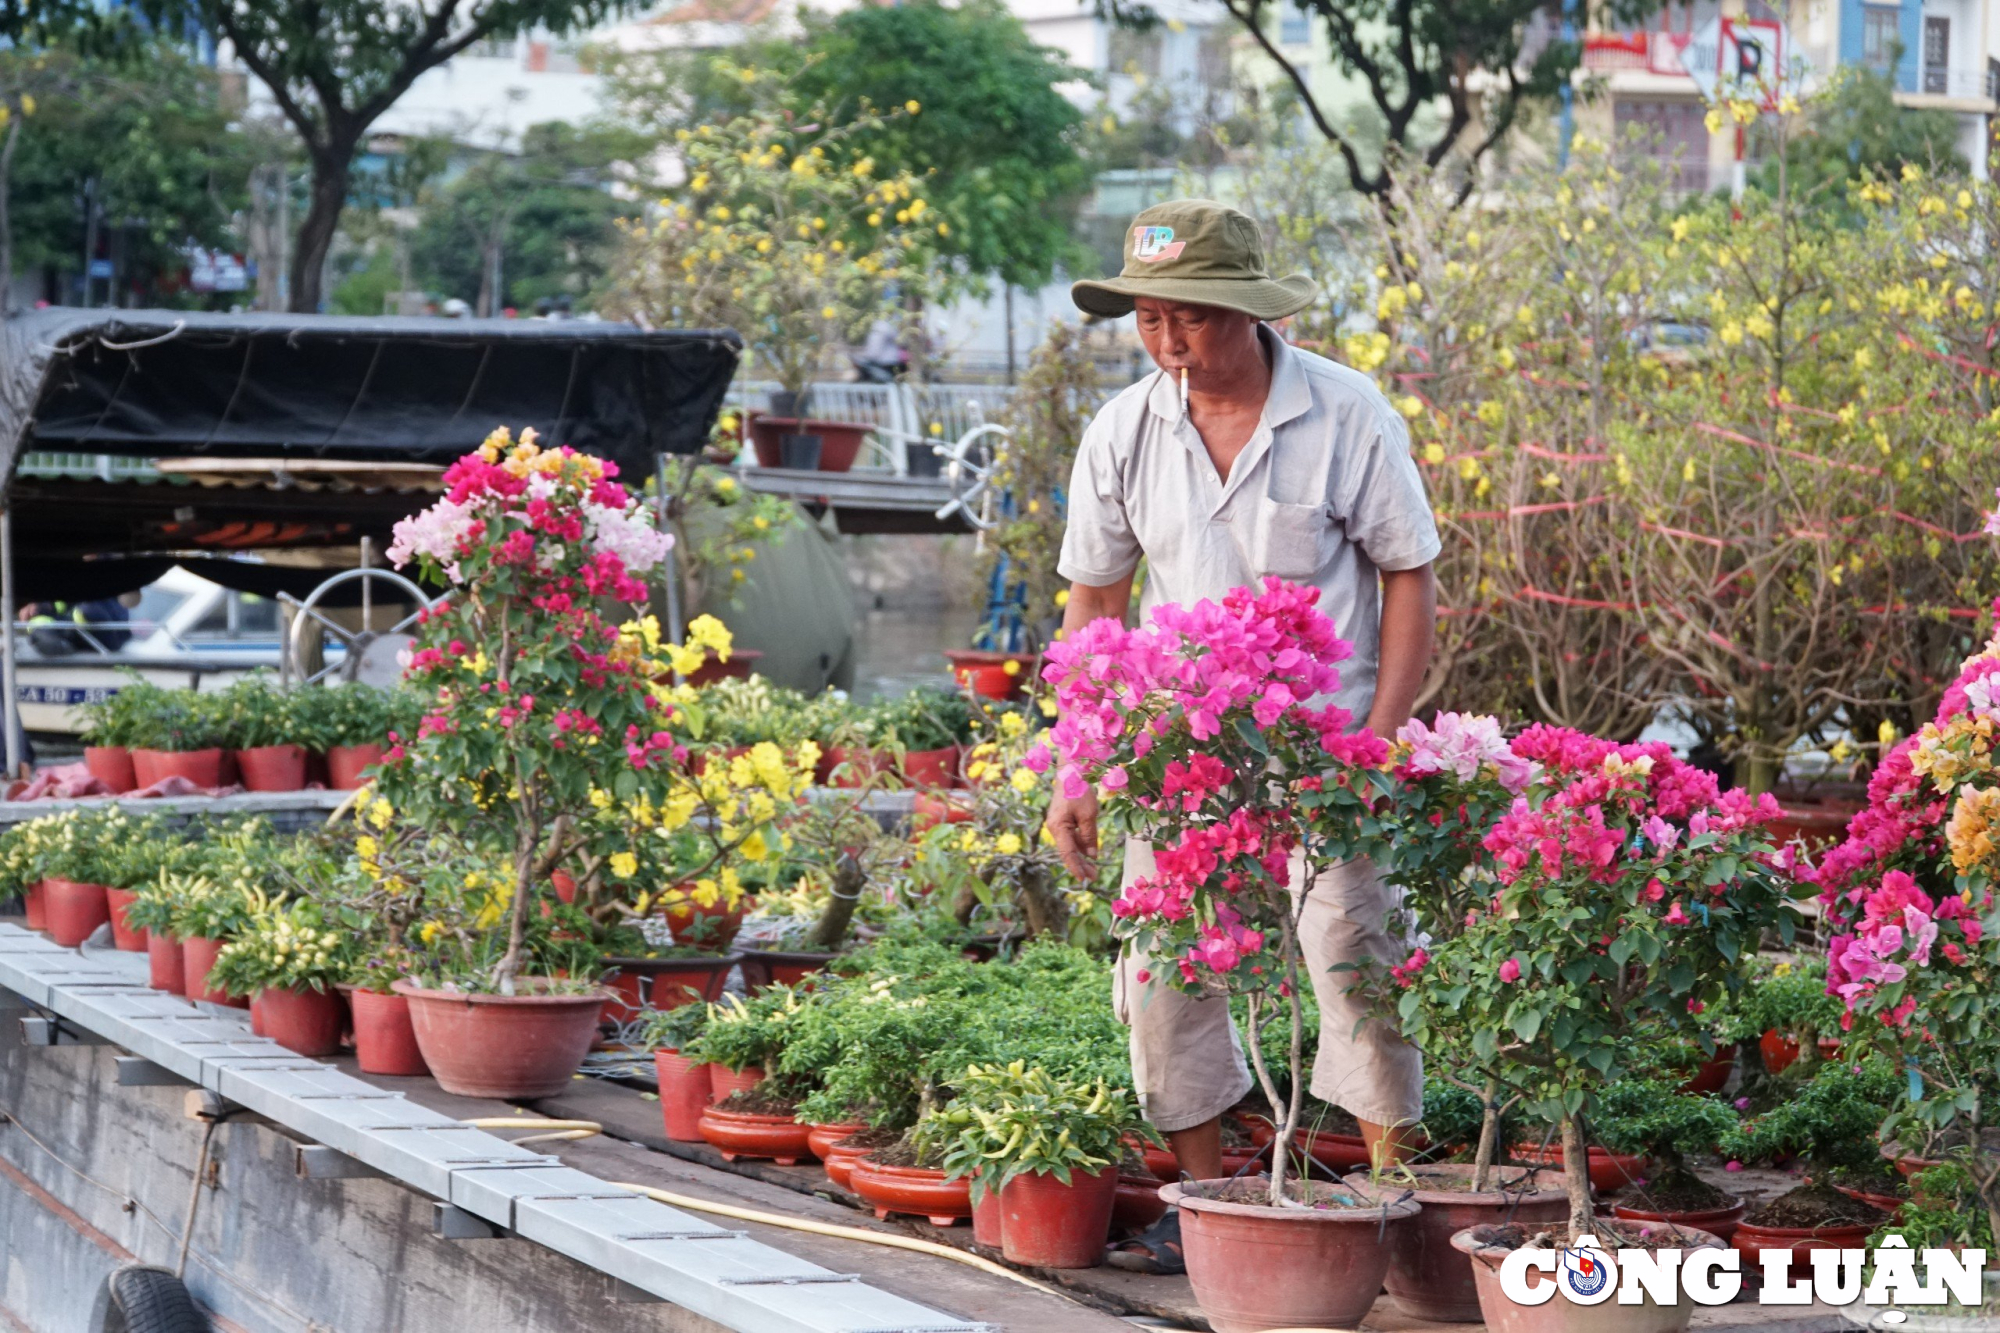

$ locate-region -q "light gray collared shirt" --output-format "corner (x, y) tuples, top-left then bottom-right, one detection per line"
(1056, 326), (1441, 723)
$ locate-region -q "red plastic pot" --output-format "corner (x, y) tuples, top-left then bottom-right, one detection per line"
(1454, 1222), (1722, 1333)
(1679, 1044), (1738, 1096)
(1359, 1164), (1571, 1323)
(1833, 1183), (1905, 1216)
(900, 746), (959, 788)
(972, 1182), (1004, 1247)
(182, 936), (247, 1008)
(663, 897), (746, 951)
(1000, 1166), (1119, 1268)
(104, 888), (146, 952)
(1732, 1218), (1876, 1283)
(848, 1160), (972, 1225)
(131, 748), (225, 789)
(655, 1049), (715, 1142)
(806, 1121), (866, 1161)
(1140, 1141), (1265, 1181)
(698, 1105), (814, 1164)
(1760, 1029), (1840, 1074)
(1113, 1174), (1169, 1235)
(351, 988), (428, 1076)
(911, 792), (975, 830)
(747, 415), (869, 472)
(393, 980), (608, 1099)
(944, 649), (1038, 701)
(737, 949), (834, 994)
(250, 993), (266, 1036)
(326, 742), (386, 790)
(607, 954), (736, 1012)
(822, 746), (889, 787)
(1512, 1141), (1649, 1193)
(43, 878), (111, 948)
(1613, 1196), (1747, 1244)
(1165, 1178), (1418, 1333)
(22, 879), (45, 931)
(147, 932), (185, 995)
(84, 746), (137, 794)
(710, 1064), (766, 1100)
(260, 984), (345, 1056)
(236, 744), (308, 792)
(821, 1137), (872, 1190)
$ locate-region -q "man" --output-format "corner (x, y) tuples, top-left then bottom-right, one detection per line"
(1044, 200), (1439, 1271)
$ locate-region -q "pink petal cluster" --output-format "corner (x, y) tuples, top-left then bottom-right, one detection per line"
(1398, 711), (1536, 791)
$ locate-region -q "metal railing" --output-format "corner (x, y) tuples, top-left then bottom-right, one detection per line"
(16, 452), (160, 481)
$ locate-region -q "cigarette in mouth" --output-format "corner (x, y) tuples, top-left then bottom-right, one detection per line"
(1180, 367), (1189, 413)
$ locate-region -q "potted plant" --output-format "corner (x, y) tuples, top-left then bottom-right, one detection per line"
(1034, 578), (1422, 1333)
(123, 863), (192, 994)
(1738, 957), (1844, 1076)
(94, 814), (178, 953)
(77, 685), (141, 793)
(689, 987), (817, 1164)
(1392, 723), (1801, 1332)
(33, 808), (127, 948)
(223, 677), (309, 792)
(640, 1002), (714, 1142)
(1595, 1079), (1745, 1239)
(346, 952), (429, 1077)
(170, 870), (266, 1009)
(125, 684), (230, 788)
(920, 1061), (1151, 1269)
(297, 684), (400, 789)
(208, 902), (349, 1056)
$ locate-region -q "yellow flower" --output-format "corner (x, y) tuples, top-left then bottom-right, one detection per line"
(1002, 660), (1021, 676)
(610, 851), (639, 878)
(905, 100), (921, 114)
(1010, 767), (1038, 794)
(995, 832), (1023, 856)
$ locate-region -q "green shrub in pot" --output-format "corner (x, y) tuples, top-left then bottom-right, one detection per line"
(914, 1061), (1153, 1203)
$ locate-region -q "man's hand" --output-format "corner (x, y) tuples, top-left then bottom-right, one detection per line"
(1045, 788), (1101, 880)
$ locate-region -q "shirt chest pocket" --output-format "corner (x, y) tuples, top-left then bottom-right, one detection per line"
(1251, 499), (1332, 581)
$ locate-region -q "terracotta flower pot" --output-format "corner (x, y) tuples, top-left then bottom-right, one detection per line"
(656, 1049), (716, 1142)
(663, 896), (746, 951)
(848, 1159), (973, 1225)
(806, 1121), (867, 1161)
(236, 744), (308, 792)
(250, 993), (266, 1036)
(1760, 1028), (1839, 1075)
(698, 1105), (814, 1164)
(43, 878), (111, 948)
(1246, 1117), (1429, 1173)
(1357, 1164), (1572, 1323)
(1678, 1044), (1737, 1096)
(351, 988), (428, 1076)
(944, 649), (1038, 701)
(260, 984), (345, 1057)
(1832, 1183), (1905, 1217)
(710, 1064), (766, 1101)
(1767, 798), (1861, 851)
(1000, 1166), (1119, 1268)
(821, 1137), (873, 1190)
(972, 1181), (1005, 1247)
(22, 879), (45, 931)
(910, 793), (976, 830)
(1613, 1197), (1747, 1244)
(1731, 1219), (1876, 1284)
(104, 888), (146, 952)
(737, 948), (835, 994)
(132, 748), (225, 789)
(747, 415), (869, 472)
(84, 746), (137, 794)
(182, 936), (247, 1009)
(147, 932), (185, 995)
(605, 954), (737, 1012)
(822, 746), (889, 788)
(1113, 1173), (1169, 1235)
(681, 649), (763, 687)
(1140, 1140), (1264, 1182)
(600, 970), (647, 1027)
(392, 980), (609, 1099)
(326, 742), (386, 790)
(900, 746), (960, 788)
(1453, 1222), (1723, 1333)
(1513, 1142), (1649, 1193)
(1165, 1178), (1418, 1333)
(1894, 1154), (1944, 1179)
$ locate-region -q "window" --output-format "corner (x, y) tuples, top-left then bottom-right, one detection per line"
(1922, 15), (1948, 94)
(1987, 56), (1999, 103)
(1861, 6), (1899, 73)
(1107, 26), (1163, 79)
(1279, 7), (1310, 45)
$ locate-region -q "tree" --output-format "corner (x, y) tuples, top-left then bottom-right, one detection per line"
(1752, 63), (1966, 199)
(189, 0), (634, 312)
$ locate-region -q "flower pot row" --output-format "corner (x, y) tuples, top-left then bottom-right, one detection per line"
(818, 744), (963, 789)
(82, 741), (388, 794)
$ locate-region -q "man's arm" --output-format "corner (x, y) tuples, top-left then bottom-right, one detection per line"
(1043, 573), (1135, 879)
(1365, 564), (1435, 737)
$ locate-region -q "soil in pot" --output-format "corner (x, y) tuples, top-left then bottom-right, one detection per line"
(84, 746), (136, 794)
(43, 878), (111, 948)
(1166, 1176), (1418, 1333)
(104, 887), (146, 952)
(183, 936), (248, 1009)
(1360, 1163), (1572, 1323)
(1454, 1219), (1723, 1333)
(261, 985), (345, 1057)
(1733, 1184), (1888, 1283)
(237, 744), (308, 792)
(352, 988), (428, 1076)
(655, 1049), (715, 1142)
(999, 1166), (1119, 1268)
(1612, 1167), (1747, 1243)
(698, 1090), (812, 1164)
(823, 1126), (899, 1191)
(146, 933), (184, 994)
(393, 980), (608, 1099)
(326, 743), (386, 790)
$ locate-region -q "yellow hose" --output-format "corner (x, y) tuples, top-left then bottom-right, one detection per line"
(461, 1117), (1064, 1296)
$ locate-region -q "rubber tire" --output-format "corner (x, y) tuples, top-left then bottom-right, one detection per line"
(92, 1265), (208, 1333)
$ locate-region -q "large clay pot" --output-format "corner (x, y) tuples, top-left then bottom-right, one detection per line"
(147, 932), (185, 995)
(43, 878), (111, 948)
(944, 649), (1038, 701)
(236, 744), (308, 792)
(1358, 1164), (1572, 1323)
(326, 742), (386, 790)
(910, 793), (975, 831)
(84, 746), (137, 794)
(662, 897), (746, 951)
(351, 988), (427, 1076)
(747, 415), (870, 472)
(900, 746), (960, 788)
(22, 880), (45, 931)
(656, 1050), (715, 1142)
(806, 1121), (867, 1161)
(605, 954), (736, 1013)
(1731, 1218), (1877, 1283)
(260, 985), (345, 1057)
(1164, 1178), (1418, 1333)
(999, 1166), (1119, 1268)
(182, 935), (247, 1009)
(737, 948), (836, 994)
(250, 993), (267, 1036)
(710, 1064), (766, 1101)
(104, 888), (146, 952)
(822, 746), (889, 788)
(698, 1105), (814, 1165)
(1453, 1222), (1723, 1333)
(1767, 798), (1861, 851)
(1513, 1142), (1650, 1193)
(1613, 1196), (1747, 1244)
(848, 1160), (973, 1225)
(1140, 1141), (1264, 1182)
(972, 1182), (1005, 1248)
(1113, 1173), (1169, 1235)
(132, 748), (225, 789)
(392, 980), (608, 1099)
(1677, 1044), (1737, 1096)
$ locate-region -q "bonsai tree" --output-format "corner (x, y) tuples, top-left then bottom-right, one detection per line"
(1396, 726), (1801, 1235)
(1589, 1077), (1738, 1211)
(1033, 576), (1396, 1206)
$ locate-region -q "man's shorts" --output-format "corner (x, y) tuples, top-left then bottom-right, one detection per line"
(1111, 837), (1424, 1133)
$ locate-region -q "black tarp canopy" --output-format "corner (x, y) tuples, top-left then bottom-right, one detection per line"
(0, 309), (742, 488)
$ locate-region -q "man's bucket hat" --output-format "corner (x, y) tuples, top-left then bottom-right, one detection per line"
(1071, 198), (1320, 321)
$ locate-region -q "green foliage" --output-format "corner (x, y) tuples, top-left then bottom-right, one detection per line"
(1753, 64), (1967, 199)
(286, 684), (400, 750)
(207, 899), (350, 996)
(1875, 1162), (1996, 1257)
(854, 687), (975, 753)
(637, 1001), (710, 1054)
(686, 986), (813, 1083)
(1722, 1057), (1902, 1172)
(116, 681), (228, 752)
(914, 1061), (1153, 1201)
(1588, 1080), (1736, 1165)
(1737, 958), (1844, 1041)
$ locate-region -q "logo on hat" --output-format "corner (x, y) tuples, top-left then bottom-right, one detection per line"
(1132, 225), (1185, 263)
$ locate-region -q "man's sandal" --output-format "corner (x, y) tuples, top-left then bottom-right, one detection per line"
(1104, 1209), (1184, 1275)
